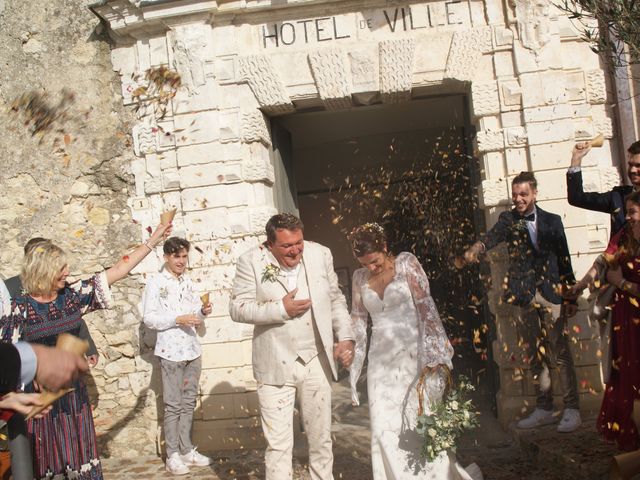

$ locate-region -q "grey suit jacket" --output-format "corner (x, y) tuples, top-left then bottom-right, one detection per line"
(229, 241), (354, 385)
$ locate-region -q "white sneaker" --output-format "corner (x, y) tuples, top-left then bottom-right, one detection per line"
(557, 408), (582, 433)
(180, 447), (212, 467)
(166, 452), (190, 475)
(516, 408), (557, 429)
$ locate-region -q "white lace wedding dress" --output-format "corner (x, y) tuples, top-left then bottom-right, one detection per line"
(349, 252), (482, 480)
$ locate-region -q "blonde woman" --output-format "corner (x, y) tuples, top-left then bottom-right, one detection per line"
(0, 223), (170, 480)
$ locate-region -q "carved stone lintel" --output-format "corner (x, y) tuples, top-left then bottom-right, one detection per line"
(238, 55), (294, 114)
(379, 39), (415, 104)
(241, 111), (271, 147)
(308, 49), (352, 110)
(445, 27), (493, 82)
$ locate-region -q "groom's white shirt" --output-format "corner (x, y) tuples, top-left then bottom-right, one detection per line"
(229, 240), (354, 386)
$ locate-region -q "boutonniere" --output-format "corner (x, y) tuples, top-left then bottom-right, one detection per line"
(159, 286), (169, 300)
(261, 263), (289, 293)
(513, 219), (528, 232)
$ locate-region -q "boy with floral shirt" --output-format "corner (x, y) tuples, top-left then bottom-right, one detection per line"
(142, 237), (213, 475)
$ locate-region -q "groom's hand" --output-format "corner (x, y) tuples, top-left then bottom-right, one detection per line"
(334, 340), (355, 368)
(282, 289), (312, 317)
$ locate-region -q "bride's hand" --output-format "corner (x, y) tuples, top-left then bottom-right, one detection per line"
(334, 340), (355, 368)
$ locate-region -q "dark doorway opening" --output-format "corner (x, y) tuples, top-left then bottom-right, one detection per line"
(270, 96), (495, 409)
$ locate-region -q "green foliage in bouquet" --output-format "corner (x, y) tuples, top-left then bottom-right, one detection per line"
(415, 376), (479, 462)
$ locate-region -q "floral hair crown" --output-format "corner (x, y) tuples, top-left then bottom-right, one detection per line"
(349, 222), (385, 239)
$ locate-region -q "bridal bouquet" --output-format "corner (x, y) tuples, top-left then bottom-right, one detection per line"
(415, 368), (479, 462)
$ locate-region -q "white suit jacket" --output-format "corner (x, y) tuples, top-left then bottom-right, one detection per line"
(229, 241), (354, 385)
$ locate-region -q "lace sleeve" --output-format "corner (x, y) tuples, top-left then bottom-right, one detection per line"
(401, 252), (453, 370)
(349, 268), (369, 406)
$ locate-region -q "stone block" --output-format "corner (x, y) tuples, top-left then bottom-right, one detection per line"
(565, 70), (586, 102)
(104, 357), (137, 377)
(499, 79), (522, 109)
(128, 371), (152, 396)
(480, 178), (509, 208)
(561, 40), (601, 71)
(501, 111), (523, 128)
(471, 81), (500, 117)
(504, 127), (527, 148)
(528, 169), (569, 201)
(242, 143), (274, 184)
(161, 168), (180, 190)
(181, 183), (249, 211)
(215, 54), (238, 84)
(182, 208), (234, 240)
(520, 71), (567, 108)
(493, 27), (514, 49)
(179, 162), (243, 188)
(477, 130), (504, 153)
(201, 341), (248, 369)
(535, 199), (587, 229)
(523, 104), (575, 124)
(526, 120), (574, 146)
(505, 148), (528, 175)
(202, 393), (235, 420)
(220, 108), (240, 143)
(348, 47), (378, 92)
(529, 141), (574, 170)
(149, 35), (169, 67)
(200, 316), (254, 344)
(586, 70), (607, 104)
(174, 111), (220, 146)
(512, 35), (563, 75)
(176, 142), (243, 167)
(188, 269), (235, 298)
(200, 365), (251, 394)
(483, 151), (506, 180)
(235, 391), (259, 418)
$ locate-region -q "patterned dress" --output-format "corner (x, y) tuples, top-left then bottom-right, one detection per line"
(597, 235), (640, 451)
(0, 272), (112, 480)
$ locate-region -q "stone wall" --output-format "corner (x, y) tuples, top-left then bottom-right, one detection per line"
(0, 0), (159, 457)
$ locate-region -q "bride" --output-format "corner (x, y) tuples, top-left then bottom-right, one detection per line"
(348, 223), (482, 480)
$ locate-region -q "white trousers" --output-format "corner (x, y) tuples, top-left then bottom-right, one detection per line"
(257, 354), (334, 480)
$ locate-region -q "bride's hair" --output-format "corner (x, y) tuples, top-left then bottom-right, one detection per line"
(349, 223), (387, 257)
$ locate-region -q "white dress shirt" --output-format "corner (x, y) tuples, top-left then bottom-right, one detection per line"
(265, 248), (301, 320)
(142, 268), (205, 362)
(525, 206), (538, 249)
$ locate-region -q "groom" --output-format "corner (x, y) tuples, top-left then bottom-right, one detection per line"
(230, 213), (355, 480)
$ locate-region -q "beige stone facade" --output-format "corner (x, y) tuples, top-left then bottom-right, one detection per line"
(2, 0), (638, 457)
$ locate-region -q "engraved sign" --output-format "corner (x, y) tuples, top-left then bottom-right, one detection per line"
(260, 1), (471, 49)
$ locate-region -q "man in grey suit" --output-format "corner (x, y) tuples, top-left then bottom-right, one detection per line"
(230, 213), (354, 480)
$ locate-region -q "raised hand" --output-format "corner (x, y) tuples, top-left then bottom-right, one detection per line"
(282, 288), (312, 318)
(571, 142), (591, 167)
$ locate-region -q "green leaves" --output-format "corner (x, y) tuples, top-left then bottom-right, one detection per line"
(416, 376), (479, 463)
